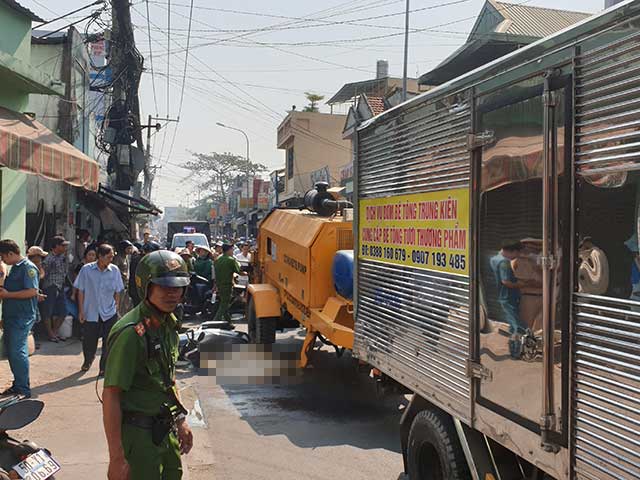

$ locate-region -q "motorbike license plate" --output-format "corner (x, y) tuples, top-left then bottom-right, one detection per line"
(12, 450), (60, 480)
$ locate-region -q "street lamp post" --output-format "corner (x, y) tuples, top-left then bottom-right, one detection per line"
(216, 122), (250, 238)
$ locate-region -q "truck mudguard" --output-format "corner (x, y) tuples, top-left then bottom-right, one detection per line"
(247, 284), (281, 319)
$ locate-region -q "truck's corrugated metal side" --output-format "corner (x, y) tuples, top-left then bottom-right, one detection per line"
(354, 94), (473, 421)
(572, 22), (640, 480)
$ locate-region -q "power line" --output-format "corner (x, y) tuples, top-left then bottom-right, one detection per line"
(146, 0), (471, 34)
(29, 0), (59, 16)
(157, 0), (172, 163)
(145, 0), (159, 115)
(154, 0), (534, 57)
(132, 10), (283, 121)
(164, 0), (194, 166)
(148, 3), (375, 74)
(35, 0), (104, 29)
(140, 4), (286, 122)
(140, 0), (421, 184)
(147, 71), (333, 94)
(149, 0), (402, 55)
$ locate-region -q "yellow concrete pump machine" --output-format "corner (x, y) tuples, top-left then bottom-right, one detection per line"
(247, 182), (355, 367)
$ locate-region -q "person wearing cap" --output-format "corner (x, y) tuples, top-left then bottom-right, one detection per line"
(113, 240), (134, 318)
(193, 246), (213, 283)
(27, 247), (48, 342)
(41, 235), (70, 342)
(213, 244), (241, 323)
(0, 240), (40, 398)
(26, 247), (47, 281)
(176, 248), (194, 273)
(74, 243), (124, 375)
(102, 250), (193, 480)
(184, 241), (195, 257)
(193, 246), (213, 305)
(212, 242), (223, 262)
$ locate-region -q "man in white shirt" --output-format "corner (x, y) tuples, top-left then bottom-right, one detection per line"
(234, 243), (252, 267)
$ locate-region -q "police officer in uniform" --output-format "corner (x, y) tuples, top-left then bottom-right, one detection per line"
(102, 250), (193, 480)
(213, 244), (241, 323)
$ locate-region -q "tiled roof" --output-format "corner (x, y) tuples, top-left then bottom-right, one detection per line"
(367, 96), (386, 116)
(1, 0), (44, 22)
(492, 1), (591, 39)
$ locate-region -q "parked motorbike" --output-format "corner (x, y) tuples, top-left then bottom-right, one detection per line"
(0, 397), (59, 480)
(181, 273), (214, 321)
(181, 267), (251, 324)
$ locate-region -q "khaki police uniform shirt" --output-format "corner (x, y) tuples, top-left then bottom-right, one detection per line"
(104, 301), (179, 416)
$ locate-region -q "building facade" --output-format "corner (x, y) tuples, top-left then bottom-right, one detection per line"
(0, 1), (100, 253)
(0, 1), (63, 248)
(28, 27), (99, 251)
(276, 110), (351, 205)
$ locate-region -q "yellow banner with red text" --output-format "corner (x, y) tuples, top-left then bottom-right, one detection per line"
(359, 188), (469, 275)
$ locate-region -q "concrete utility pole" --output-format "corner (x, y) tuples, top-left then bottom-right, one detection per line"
(110, 0), (141, 183)
(402, 0), (410, 102)
(217, 122), (251, 238)
(110, 0), (145, 237)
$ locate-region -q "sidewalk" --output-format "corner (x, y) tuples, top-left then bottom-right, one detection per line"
(0, 338), (211, 479)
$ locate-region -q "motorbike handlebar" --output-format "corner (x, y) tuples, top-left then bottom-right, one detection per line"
(191, 273), (210, 284)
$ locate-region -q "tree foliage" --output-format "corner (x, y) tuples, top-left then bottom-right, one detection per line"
(303, 92), (324, 112)
(182, 151), (267, 203)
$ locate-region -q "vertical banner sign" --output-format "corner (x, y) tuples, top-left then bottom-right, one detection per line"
(359, 188), (469, 275)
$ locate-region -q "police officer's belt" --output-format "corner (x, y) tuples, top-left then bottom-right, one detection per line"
(123, 410), (177, 446)
(122, 411), (163, 429)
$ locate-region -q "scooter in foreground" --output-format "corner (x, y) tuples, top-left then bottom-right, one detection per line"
(0, 397), (59, 480)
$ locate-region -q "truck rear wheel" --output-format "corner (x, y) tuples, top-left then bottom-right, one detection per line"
(255, 317), (276, 344)
(247, 297), (276, 344)
(407, 409), (470, 480)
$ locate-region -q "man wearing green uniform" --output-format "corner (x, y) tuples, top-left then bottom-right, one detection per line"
(213, 244), (240, 323)
(102, 250), (193, 480)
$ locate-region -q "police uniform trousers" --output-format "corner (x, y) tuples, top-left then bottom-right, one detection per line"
(122, 423), (182, 479)
(214, 284), (233, 322)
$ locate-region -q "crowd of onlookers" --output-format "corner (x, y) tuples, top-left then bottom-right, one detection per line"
(0, 230), (256, 398)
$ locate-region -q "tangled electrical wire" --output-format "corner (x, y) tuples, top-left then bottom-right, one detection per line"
(87, 0), (146, 158)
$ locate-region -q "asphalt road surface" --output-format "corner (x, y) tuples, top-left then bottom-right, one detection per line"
(178, 322), (406, 480)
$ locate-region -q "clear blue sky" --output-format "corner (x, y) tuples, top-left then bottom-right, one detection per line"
(27, 0), (604, 207)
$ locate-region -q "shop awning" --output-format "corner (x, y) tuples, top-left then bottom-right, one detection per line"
(0, 107), (99, 191)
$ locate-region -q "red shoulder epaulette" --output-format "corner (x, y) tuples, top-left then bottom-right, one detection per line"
(134, 322), (146, 336)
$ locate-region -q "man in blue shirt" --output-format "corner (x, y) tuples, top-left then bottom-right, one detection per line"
(74, 243), (124, 375)
(0, 240), (39, 398)
(490, 241), (529, 358)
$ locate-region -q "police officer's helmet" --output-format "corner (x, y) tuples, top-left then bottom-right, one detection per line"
(142, 241), (161, 254)
(135, 250), (190, 300)
(118, 240), (133, 252)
